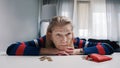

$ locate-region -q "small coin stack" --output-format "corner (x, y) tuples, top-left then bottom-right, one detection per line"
(39, 56), (53, 61)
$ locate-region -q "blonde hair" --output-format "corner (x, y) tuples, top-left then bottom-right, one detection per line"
(45, 16), (74, 48)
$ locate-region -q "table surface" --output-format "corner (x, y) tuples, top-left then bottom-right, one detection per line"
(0, 52), (120, 68)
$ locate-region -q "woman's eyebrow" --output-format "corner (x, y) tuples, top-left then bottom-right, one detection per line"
(54, 32), (71, 35)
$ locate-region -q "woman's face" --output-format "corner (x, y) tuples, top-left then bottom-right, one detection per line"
(51, 24), (73, 50)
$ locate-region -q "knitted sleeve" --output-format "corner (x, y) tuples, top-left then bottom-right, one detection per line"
(6, 36), (46, 56)
(73, 37), (86, 48)
(83, 43), (114, 55)
(73, 37), (114, 55)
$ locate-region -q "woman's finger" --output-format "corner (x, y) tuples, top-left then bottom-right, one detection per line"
(57, 51), (69, 56)
(65, 47), (74, 54)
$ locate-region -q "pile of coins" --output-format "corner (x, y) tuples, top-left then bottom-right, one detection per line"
(39, 56), (53, 61)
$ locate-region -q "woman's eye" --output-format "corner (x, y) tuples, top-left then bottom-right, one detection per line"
(56, 34), (61, 36)
(67, 33), (71, 36)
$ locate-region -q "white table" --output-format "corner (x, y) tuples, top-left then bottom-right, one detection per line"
(0, 52), (120, 68)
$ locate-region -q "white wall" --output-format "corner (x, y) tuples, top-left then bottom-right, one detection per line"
(0, 0), (39, 52)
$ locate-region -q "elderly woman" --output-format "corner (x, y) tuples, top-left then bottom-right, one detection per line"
(6, 16), (114, 56)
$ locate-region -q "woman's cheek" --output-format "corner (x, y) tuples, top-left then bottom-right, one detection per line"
(67, 37), (72, 43)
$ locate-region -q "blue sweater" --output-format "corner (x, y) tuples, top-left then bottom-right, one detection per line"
(6, 36), (114, 56)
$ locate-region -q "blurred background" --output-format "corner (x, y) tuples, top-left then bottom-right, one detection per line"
(0, 0), (120, 52)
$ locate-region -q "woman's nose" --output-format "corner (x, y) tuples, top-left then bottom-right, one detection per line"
(61, 36), (67, 42)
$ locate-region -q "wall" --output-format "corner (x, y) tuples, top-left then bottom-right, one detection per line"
(0, 0), (39, 52)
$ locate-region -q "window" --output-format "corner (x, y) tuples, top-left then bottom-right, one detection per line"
(76, 0), (107, 39)
(77, 1), (90, 39)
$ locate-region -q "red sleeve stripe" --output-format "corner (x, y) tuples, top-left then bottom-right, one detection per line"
(40, 38), (44, 43)
(15, 42), (26, 55)
(79, 40), (83, 48)
(39, 37), (44, 47)
(96, 43), (105, 55)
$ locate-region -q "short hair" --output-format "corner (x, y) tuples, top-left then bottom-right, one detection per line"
(47, 16), (73, 33)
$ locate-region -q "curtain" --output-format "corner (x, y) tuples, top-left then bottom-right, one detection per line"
(74, 0), (108, 39)
(106, 0), (120, 44)
(73, 0), (120, 43)
(56, 0), (74, 20)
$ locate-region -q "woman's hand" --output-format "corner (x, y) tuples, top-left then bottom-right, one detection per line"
(57, 51), (69, 56)
(65, 47), (83, 55)
(57, 47), (74, 56)
(40, 48), (83, 55)
(40, 48), (70, 55)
